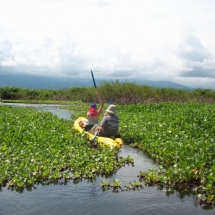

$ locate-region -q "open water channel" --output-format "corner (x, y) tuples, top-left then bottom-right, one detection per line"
(0, 103), (214, 215)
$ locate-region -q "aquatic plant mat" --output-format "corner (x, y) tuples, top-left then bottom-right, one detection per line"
(0, 106), (133, 187)
(1, 102), (215, 206)
(119, 102), (215, 206)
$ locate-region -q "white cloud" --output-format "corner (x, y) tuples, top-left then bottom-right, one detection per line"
(0, 0), (215, 89)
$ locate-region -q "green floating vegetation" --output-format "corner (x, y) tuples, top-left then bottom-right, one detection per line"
(118, 102), (215, 205)
(2, 102), (215, 206)
(101, 179), (143, 192)
(0, 105), (133, 190)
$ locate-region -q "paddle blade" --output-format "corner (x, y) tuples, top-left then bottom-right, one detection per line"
(91, 70), (97, 88)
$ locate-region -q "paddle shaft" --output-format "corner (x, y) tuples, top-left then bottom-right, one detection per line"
(93, 130), (98, 141)
(91, 70), (97, 88)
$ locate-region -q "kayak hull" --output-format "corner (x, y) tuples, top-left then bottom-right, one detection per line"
(74, 117), (123, 148)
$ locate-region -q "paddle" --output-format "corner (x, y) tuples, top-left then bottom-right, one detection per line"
(91, 70), (97, 88)
(93, 130), (98, 141)
(109, 99), (114, 104)
(90, 70), (98, 140)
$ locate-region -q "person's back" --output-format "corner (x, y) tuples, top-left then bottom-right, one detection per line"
(97, 113), (119, 137)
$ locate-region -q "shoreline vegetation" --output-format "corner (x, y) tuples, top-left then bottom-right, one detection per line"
(1, 81), (215, 206)
(1, 80), (215, 104)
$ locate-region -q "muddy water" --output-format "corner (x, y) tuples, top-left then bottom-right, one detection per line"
(0, 103), (214, 215)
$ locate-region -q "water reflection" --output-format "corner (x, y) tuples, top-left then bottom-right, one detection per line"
(0, 103), (214, 215)
(2, 102), (73, 119)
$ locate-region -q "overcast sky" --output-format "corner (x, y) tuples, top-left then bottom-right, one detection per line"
(0, 0), (215, 89)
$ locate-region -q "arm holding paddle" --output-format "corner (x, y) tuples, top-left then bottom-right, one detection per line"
(96, 91), (104, 116)
(79, 71), (104, 131)
(79, 91), (104, 131)
(90, 70), (103, 115)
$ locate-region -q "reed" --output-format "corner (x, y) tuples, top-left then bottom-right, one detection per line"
(1, 81), (215, 104)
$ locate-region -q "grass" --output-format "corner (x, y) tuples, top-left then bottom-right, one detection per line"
(1, 81), (215, 104)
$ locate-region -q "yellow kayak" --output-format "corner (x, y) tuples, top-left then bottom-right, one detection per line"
(74, 117), (123, 149)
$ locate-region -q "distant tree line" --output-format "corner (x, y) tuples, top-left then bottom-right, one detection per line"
(1, 81), (215, 104)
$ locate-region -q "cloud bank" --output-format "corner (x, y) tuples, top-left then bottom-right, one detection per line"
(0, 0), (215, 89)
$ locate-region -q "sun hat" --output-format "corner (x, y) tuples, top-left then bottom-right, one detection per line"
(105, 104), (117, 115)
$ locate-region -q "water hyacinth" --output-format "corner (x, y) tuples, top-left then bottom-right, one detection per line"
(0, 106), (133, 189)
(118, 102), (215, 205)
(2, 102), (215, 206)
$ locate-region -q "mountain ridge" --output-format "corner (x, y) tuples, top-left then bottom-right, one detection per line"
(0, 73), (193, 90)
